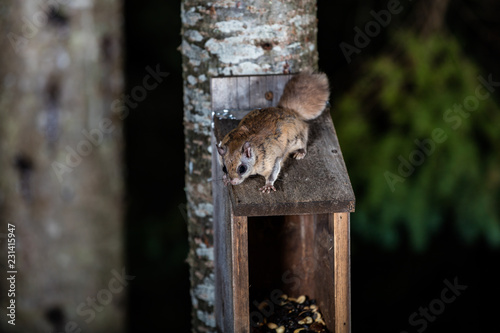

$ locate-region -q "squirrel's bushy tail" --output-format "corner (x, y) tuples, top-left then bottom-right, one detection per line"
(278, 71), (330, 121)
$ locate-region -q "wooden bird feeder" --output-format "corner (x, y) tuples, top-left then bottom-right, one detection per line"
(211, 74), (355, 333)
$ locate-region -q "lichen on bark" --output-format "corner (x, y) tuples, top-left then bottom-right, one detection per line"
(181, 0), (319, 331)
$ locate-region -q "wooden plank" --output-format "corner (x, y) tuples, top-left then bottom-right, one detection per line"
(211, 77), (231, 111)
(236, 76), (250, 110)
(313, 214), (335, 331)
(211, 74), (292, 112)
(232, 215), (249, 333)
(213, 130), (250, 332)
(274, 74), (288, 102)
(249, 76), (268, 109)
(212, 132), (235, 332)
(281, 215), (316, 297)
(333, 212), (351, 333)
(264, 75), (278, 105)
(213, 110), (355, 216)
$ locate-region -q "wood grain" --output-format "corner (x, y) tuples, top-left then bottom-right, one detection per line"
(333, 212), (351, 333)
(211, 75), (292, 112)
(212, 132), (235, 332)
(232, 215), (249, 333)
(213, 130), (250, 333)
(313, 214), (336, 330)
(281, 215), (316, 297)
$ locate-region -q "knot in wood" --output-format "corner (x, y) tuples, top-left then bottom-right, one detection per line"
(265, 91), (274, 101)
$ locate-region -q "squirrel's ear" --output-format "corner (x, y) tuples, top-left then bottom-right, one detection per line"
(217, 144), (227, 156)
(243, 142), (252, 158)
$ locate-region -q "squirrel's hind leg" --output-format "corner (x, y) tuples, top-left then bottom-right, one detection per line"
(291, 129), (309, 160)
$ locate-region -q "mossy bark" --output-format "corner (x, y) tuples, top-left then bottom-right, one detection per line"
(0, 1), (124, 332)
(180, 1), (319, 331)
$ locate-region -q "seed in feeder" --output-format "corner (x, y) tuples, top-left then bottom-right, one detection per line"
(251, 295), (330, 333)
(258, 300), (270, 310)
(316, 318), (326, 326)
(310, 322), (326, 332)
(267, 322), (278, 329)
(300, 316), (313, 324)
(296, 295), (306, 304)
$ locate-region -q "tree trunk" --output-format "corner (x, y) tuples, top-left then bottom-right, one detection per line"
(180, 1), (319, 331)
(0, 1), (124, 332)
(413, 0), (451, 36)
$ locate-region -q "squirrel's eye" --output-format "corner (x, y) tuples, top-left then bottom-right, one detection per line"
(237, 165), (247, 175)
(222, 166), (227, 174)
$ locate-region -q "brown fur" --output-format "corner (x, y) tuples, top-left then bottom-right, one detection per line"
(278, 70), (330, 120)
(218, 71), (330, 193)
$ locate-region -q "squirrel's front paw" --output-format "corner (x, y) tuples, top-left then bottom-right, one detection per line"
(259, 184), (276, 193)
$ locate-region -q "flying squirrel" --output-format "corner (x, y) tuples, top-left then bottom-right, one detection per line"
(217, 71), (330, 193)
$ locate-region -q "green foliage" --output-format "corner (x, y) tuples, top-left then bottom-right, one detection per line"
(333, 31), (500, 251)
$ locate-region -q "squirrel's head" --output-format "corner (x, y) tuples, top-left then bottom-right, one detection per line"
(217, 140), (255, 186)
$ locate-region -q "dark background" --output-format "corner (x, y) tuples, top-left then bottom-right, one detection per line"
(123, 1), (500, 332)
